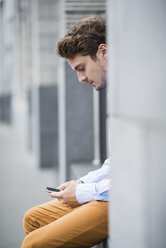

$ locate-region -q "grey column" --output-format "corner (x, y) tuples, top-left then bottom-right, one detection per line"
(107, 0), (166, 247)
(30, 0), (60, 167)
(0, 0), (13, 124)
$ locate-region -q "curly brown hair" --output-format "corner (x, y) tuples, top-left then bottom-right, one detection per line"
(56, 16), (106, 60)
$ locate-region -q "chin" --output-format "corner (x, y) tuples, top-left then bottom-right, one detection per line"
(95, 85), (106, 91)
(95, 87), (102, 91)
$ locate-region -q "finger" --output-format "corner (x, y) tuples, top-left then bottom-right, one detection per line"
(49, 192), (62, 199)
(58, 185), (66, 190)
(58, 183), (68, 190)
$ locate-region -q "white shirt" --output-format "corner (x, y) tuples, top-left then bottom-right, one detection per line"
(76, 158), (111, 204)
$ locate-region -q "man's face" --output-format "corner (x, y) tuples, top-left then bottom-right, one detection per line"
(67, 44), (107, 91)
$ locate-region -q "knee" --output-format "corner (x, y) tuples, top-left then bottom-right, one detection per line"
(23, 207), (40, 235)
(22, 231), (52, 248)
(21, 232), (37, 248)
(21, 234), (31, 248)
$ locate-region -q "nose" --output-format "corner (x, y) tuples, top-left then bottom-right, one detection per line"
(77, 72), (87, 83)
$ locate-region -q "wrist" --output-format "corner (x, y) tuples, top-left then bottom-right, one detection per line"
(76, 180), (84, 184)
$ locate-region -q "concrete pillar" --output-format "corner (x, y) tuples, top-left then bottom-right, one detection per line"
(0, 1), (3, 96)
(65, 62), (94, 176)
(30, 0), (60, 167)
(0, 0), (14, 124)
(12, 0), (31, 143)
(0, 0), (4, 121)
(107, 0), (166, 247)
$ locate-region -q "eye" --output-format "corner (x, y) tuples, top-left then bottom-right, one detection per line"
(78, 65), (85, 72)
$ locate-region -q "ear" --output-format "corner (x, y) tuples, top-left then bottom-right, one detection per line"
(97, 44), (107, 59)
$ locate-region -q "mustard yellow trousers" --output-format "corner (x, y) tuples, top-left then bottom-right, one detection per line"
(21, 199), (108, 248)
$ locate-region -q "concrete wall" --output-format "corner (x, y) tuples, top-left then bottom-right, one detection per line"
(107, 0), (166, 247)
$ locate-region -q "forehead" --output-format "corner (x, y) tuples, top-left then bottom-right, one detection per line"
(67, 54), (92, 70)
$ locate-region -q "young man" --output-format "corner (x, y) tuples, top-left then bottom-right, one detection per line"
(22, 16), (111, 248)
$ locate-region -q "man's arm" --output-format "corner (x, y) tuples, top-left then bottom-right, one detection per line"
(50, 158), (111, 207)
(76, 178), (111, 204)
(49, 178), (111, 207)
(79, 158), (110, 183)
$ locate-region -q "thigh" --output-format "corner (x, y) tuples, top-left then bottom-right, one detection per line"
(23, 199), (74, 233)
(22, 201), (108, 248)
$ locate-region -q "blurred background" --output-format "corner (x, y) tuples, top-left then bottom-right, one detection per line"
(1, 0), (166, 248)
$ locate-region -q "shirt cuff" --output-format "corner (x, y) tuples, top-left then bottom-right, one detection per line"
(76, 183), (97, 204)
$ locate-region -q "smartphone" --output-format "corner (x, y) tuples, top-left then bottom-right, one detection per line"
(46, 187), (60, 193)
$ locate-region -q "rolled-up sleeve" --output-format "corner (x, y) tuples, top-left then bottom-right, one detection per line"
(79, 158), (111, 183)
(76, 178), (111, 204)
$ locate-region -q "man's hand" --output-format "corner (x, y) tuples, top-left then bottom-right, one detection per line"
(49, 180), (82, 207)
